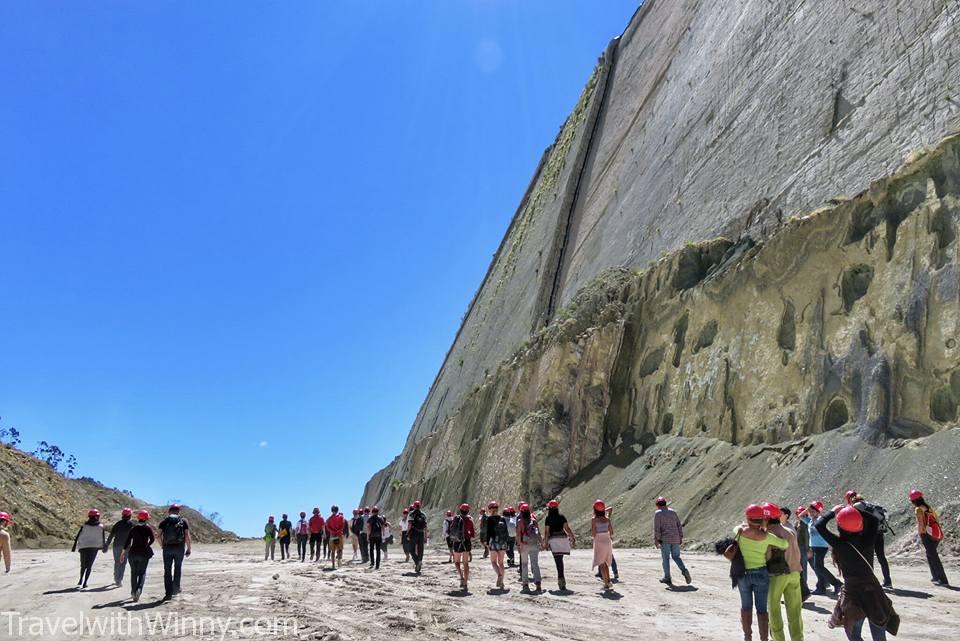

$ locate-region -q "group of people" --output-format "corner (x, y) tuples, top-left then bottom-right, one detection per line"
(719, 488), (951, 641)
(59, 504), (192, 602)
(258, 496), (690, 595)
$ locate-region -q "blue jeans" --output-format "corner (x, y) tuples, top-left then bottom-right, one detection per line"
(738, 569), (770, 614)
(660, 543), (687, 580)
(849, 618), (886, 641)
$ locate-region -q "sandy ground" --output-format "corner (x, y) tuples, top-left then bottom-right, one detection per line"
(1, 541), (957, 640)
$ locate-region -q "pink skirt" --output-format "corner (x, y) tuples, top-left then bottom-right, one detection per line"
(592, 531), (613, 570)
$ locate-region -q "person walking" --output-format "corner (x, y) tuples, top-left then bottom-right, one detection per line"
(765, 505), (804, 641)
(794, 506), (811, 599)
(104, 508), (136, 588)
(381, 517), (392, 560)
(277, 514), (292, 561)
(591, 500), (615, 590)
(308, 508), (325, 562)
(910, 489), (949, 586)
(503, 506), (518, 567)
(120, 510), (154, 602)
(543, 500), (575, 591)
(449, 503), (475, 592)
(805, 502), (842, 596)
(156, 504), (191, 600)
(399, 508), (411, 562)
(350, 509), (363, 562)
(516, 502), (543, 592)
(443, 510), (455, 563)
(654, 496), (691, 586)
(295, 512), (310, 562)
(359, 507), (371, 564)
(325, 505), (346, 569)
(485, 501), (508, 590)
(408, 500), (429, 574)
(847, 490), (894, 588)
(734, 504), (789, 641)
(263, 516), (278, 561)
(72, 509), (106, 589)
(366, 506), (384, 569)
(816, 505), (900, 640)
(0, 512), (11, 574)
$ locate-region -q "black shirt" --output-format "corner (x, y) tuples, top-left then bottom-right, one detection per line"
(157, 515), (190, 548)
(544, 511), (568, 537)
(815, 510), (879, 580)
(124, 524), (155, 556)
(278, 520), (292, 539)
(106, 517), (136, 549)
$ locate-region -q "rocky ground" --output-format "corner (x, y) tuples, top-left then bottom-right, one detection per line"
(1, 540), (957, 640)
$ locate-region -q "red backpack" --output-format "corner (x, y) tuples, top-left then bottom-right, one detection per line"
(926, 511), (944, 541)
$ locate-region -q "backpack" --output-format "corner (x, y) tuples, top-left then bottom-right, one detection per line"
(494, 517), (509, 544)
(411, 510), (427, 532)
(368, 515), (383, 538)
(524, 517), (541, 544)
(448, 516), (465, 543)
(926, 511), (944, 541)
(161, 516), (186, 546)
(297, 520), (309, 536)
(858, 501), (892, 534)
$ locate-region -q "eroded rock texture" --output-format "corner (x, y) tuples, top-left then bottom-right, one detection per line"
(364, 2), (960, 544)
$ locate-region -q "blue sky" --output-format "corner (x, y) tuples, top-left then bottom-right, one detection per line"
(0, 1), (640, 536)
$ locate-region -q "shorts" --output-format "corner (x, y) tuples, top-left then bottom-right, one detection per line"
(329, 537), (343, 553)
(446, 537), (453, 550)
(489, 540), (507, 552)
(452, 540), (472, 554)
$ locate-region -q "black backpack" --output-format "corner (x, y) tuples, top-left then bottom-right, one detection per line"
(161, 516), (186, 546)
(494, 517), (508, 544)
(411, 510), (427, 532)
(448, 516), (465, 543)
(858, 501), (893, 534)
(368, 515), (383, 538)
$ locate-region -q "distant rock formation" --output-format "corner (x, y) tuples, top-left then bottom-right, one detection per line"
(364, 2), (960, 547)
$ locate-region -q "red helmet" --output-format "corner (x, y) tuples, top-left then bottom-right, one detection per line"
(137, 510), (150, 521)
(372, 506), (380, 513)
(313, 507), (320, 514)
(413, 500), (422, 509)
(795, 506), (806, 517)
(268, 515), (275, 521)
(909, 489), (923, 501)
(352, 509), (360, 515)
(761, 502), (779, 519)
(744, 504), (765, 520)
(505, 506), (515, 514)
(547, 500), (559, 509)
(655, 496), (667, 506)
(169, 504), (181, 513)
(487, 500), (499, 510)
(363, 506), (371, 513)
(300, 511), (306, 517)
(402, 508), (409, 514)
(809, 501), (824, 512)
(459, 503), (470, 512)
(479, 507), (486, 513)
(593, 500), (606, 513)
(844, 490), (858, 502)
(88, 509), (101, 519)
(445, 510), (453, 516)
(837, 506), (864, 533)
(121, 507), (133, 517)
(0, 511), (10, 524)
(518, 502), (530, 511)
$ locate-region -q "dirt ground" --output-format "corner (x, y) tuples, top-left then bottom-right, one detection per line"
(1, 540), (957, 640)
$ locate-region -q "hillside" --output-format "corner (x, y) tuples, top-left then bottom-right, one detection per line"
(363, 1), (960, 547)
(0, 445), (238, 548)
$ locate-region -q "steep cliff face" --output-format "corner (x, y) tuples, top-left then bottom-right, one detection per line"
(364, 2), (960, 545)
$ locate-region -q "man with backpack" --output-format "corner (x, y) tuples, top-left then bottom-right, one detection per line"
(516, 502), (542, 592)
(104, 508), (136, 588)
(156, 504), (191, 600)
(365, 506), (385, 569)
(408, 500), (428, 574)
(359, 507), (371, 564)
(448, 503), (475, 592)
(847, 490), (894, 588)
(308, 508), (325, 562)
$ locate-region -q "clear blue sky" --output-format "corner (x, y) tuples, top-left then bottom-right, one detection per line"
(0, 1), (640, 536)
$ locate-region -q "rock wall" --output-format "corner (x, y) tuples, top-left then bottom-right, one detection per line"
(364, 2), (960, 542)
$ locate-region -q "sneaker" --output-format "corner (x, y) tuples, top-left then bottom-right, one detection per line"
(659, 577), (673, 585)
(497, 575), (504, 589)
(521, 583), (529, 592)
(535, 582), (541, 592)
(682, 569), (692, 584)
(132, 590), (140, 602)
(558, 578), (566, 591)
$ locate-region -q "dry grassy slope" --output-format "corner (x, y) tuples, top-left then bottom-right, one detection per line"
(0, 445), (238, 548)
